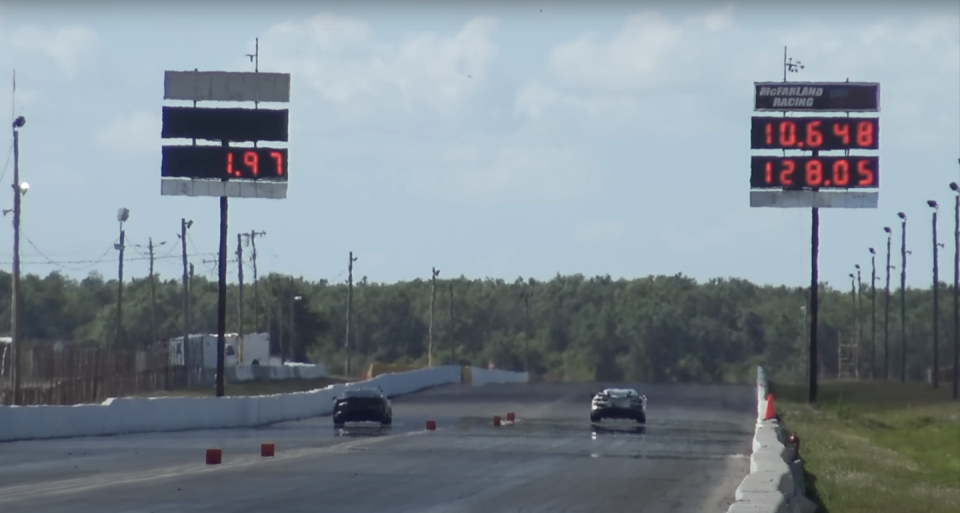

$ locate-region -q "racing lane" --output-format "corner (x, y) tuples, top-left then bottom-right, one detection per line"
(0, 382), (756, 513)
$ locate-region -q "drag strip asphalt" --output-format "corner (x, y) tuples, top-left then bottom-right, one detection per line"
(0, 382), (756, 513)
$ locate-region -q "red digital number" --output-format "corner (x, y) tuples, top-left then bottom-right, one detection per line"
(805, 160), (823, 186)
(779, 159), (795, 186)
(857, 121), (874, 147)
(243, 151), (259, 177)
(226, 152), (241, 177)
(765, 161), (772, 183)
(832, 122), (850, 146)
(779, 121), (796, 146)
(832, 159), (850, 186)
(805, 120), (823, 148)
(857, 159), (875, 186)
(269, 151), (283, 176)
(765, 123), (773, 145)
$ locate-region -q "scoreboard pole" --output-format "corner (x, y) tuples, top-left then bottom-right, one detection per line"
(810, 151), (820, 404)
(216, 140), (229, 397)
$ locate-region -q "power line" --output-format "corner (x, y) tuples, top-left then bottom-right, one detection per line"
(0, 252), (217, 266)
(161, 238), (181, 258)
(21, 235), (115, 271)
(0, 140), (12, 187)
(186, 231), (203, 256)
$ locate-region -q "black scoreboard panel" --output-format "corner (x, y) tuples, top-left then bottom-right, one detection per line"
(161, 106), (289, 142)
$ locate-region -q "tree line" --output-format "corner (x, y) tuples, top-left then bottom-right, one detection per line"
(0, 268), (955, 383)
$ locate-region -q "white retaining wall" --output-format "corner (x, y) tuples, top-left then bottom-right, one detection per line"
(0, 365), (529, 443)
(469, 367), (529, 386)
(726, 366), (817, 513)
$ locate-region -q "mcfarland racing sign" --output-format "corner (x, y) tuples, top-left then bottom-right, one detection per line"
(754, 81), (880, 112)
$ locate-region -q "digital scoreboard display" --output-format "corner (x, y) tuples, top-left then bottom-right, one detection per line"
(161, 146), (288, 181)
(750, 116), (879, 151)
(750, 156), (879, 189)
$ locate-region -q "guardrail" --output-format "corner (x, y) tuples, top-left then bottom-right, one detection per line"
(0, 365), (529, 443)
(726, 366), (817, 513)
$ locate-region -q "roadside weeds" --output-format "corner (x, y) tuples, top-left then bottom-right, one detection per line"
(773, 381), (960, 513)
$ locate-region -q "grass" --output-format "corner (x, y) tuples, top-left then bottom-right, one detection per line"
(134, 376), (355, 398)
(774, 380), (960, 513)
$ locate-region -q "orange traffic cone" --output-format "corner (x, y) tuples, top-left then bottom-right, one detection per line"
(763, 394), (776, 421)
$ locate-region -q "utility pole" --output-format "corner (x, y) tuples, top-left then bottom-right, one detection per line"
(345, 252), (357, 376)
(429, 267), (440, 367)
(929, 200), (941, 389)
(236, 233), (245, 363)
(898, 212), (908, 382)
(448, 281), (455, 364)
(179, 218), (193, 347)
(188, 262), (194, 335)
(146, 238), (166, 348)
(519, 283), (533, 372)
(869, 248), (877, 379)
(115, 208), (129, 347)
(242, 230), (266, 331)
(883, 227), (892, 379)
(952, 181), (960, 400)
(9, 112), (25, 406)
(277, 299), (284, 364)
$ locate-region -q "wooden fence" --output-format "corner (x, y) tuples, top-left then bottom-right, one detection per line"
(0, 343), (209, 406)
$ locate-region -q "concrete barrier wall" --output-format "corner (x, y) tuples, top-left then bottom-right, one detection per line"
(227, 362), (328, 382)
(469, 367), (529, 386)
(0, 365), (526, 443)
(726, 366), (817, 513)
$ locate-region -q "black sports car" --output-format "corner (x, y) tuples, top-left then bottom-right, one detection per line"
(590, 388), (647, 423)
(333, 387), (393, 427)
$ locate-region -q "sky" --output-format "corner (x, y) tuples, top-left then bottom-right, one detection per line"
(0, 0), (957, 290)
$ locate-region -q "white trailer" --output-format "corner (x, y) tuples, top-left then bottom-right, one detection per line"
(235, 332), (271, 365)
(167, 334), (238, 369)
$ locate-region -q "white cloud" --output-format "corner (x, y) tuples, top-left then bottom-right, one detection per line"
(514, 80), (636, 120)
(407, 141), (594, 203)
(94, 111), (161, 158)
(260, 14), (497, 111)
(7, 25), (97, 76)
(696, 5), (735, 32)
(545, 11), (682, 94)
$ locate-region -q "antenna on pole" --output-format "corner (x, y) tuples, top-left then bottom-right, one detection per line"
(783, 46), (804, 82)
(246, 38), (259, 73)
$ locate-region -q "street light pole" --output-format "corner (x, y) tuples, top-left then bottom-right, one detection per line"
(855, 264), (863, 377)
(869, 248), (877, 379)
(9, 115), (26, 405)
(115, 208), (129, 347)
(291, 294), (301, 363)
(950, 182), (960, 400)
(898, 212), (908, 382)
(884, 226), (892, 380)
(849, 272), (857, 378)
(929, 200), (941, 389)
